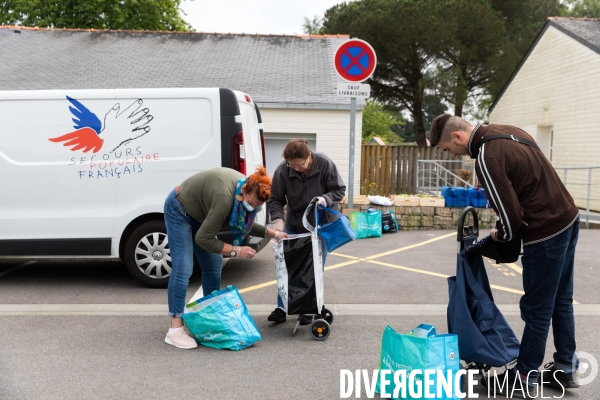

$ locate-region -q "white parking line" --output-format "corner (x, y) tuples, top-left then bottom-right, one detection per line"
(0, 261), (36, 277)
(0, 303), (598, 316)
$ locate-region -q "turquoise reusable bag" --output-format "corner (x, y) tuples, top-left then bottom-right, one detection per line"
(182, 285), (261, 351)
(375, 325), (461, 400)
(350, 208), (382, 238)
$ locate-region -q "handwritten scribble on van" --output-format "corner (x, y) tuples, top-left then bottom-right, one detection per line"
(49, 96), (153, 154)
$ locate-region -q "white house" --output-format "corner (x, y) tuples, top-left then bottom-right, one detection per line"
(489, 17), (600, 211)
(0, 26), (364, 194)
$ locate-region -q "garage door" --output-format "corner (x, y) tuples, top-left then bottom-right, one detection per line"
(264, 135), (316, 177)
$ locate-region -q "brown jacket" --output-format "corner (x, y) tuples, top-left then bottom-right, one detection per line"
(469, 124), (579, 245)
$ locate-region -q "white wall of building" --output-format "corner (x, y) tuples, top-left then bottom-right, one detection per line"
(489, 25), (600, 210)
(261, 108), (362, 197)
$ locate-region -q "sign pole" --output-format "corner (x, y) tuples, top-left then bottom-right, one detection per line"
(348, 97), (356, 209)
(332, 38), (377, 211)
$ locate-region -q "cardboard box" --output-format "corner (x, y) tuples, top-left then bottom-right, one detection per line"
(342, 208), (358, 218)
(343, 196), (370, 206)
(419, 197), (445, 207)
(393, 196), (420, 206)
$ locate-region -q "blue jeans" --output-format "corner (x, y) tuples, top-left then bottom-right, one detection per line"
(517, 218), (579, 379)
(164, 189), (223, 318)
(276, 228), (328, 309)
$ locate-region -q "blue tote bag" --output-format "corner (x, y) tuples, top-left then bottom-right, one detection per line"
(316, 204), (356, 252)
(375, 324), (461, 399)
(182, 285), (262, 351)
(447, 251), (520, 366)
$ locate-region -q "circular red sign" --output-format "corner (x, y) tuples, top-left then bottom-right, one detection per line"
(333, 39), (377, 82)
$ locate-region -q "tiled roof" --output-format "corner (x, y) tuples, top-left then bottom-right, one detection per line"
(548, 17), (600, 54)
(490, 18), (600, 113)
(0, 26), (358, 108)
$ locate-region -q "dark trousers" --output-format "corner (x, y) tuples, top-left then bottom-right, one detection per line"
(518, 218), (579, 378)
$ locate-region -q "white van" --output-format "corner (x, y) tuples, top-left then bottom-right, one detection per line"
(0, 88), (269, 287)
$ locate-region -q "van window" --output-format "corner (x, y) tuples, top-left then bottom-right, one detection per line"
(238, 102), (263, 172)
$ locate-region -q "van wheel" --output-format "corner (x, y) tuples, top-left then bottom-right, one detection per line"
(124, 220), (171, 288)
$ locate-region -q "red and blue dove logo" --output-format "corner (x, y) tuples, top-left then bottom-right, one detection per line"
(49, 96), (153, 153)
(49, 96), (104, 153)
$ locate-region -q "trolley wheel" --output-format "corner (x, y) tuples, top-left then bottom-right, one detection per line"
(321, 307), (334, 325)
(309, 319), (331, 341)
(291, 319), (301, 336)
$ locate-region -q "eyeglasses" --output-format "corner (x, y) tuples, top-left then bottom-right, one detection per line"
(287, 158), (308, 168)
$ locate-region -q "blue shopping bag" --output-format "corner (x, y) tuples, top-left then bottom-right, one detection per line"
(350, 208), (382, 238)
(442, 187), (470, 208)
(468, 187), (488, 208)
(182, 285), (261, 351)
(316, 205), (356, 252)
(375, 324), (461, 400)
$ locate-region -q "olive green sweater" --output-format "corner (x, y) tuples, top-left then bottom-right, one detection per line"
(178, 168), (267, 253)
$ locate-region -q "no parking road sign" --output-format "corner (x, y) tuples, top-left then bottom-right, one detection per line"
(333, 39), (378, 211)
(333, 39), (377, 82)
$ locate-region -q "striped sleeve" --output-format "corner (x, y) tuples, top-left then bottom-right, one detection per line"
(476, 145), (524, 241)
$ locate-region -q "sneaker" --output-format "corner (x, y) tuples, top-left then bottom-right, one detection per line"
(298, 314), (313, 326)
(541, 362), (580, 389)
(486, 367), (534, 398)
(165, 328), (198, 349)
(268, 307), (286, 323)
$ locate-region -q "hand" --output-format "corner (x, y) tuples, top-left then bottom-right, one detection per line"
(272, 230), (289, 242)
(490, 228), (500, 242)
(101, 99), (154, 153)
(273, 219), (284, 231)
(238, 246), (256, 259)
(316, 196), (327, 206)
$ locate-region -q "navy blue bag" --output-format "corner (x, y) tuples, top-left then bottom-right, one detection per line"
(447, 207), (520, 367)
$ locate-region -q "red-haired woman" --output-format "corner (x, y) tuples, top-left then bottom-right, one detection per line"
(163, 167), (286, 349)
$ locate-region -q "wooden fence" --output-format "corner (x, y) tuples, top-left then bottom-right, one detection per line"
(360, 144), (459, 196)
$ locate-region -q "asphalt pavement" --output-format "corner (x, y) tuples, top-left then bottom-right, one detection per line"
(0, 229), (599, 399)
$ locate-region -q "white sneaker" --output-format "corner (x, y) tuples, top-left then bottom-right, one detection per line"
(165, 329), (198, 349)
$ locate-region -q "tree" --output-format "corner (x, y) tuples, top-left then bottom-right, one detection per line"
(490, 0), (566, 63)
(433, 0), (520, 117)
(0, 0), (192, 31)
(323, 0), (447, 145)
(302, 15), (323, 34)
(563, 0), (600, 17)
(361, 101), (405, 144)
(394, 94), (446, 142)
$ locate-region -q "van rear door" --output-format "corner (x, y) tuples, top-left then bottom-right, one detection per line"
(219, 89), (269, 252)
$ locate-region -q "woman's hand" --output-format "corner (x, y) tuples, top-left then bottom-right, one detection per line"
(268, 228), (288, 242)
(273, 230), (289, 241)
(238, 246), (256, 259)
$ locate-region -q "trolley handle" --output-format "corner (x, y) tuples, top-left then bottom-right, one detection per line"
(457, 206), (479, 254)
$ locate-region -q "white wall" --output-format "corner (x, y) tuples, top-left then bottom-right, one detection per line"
(261, 108), (362, 196)
(490, 25), (600, 210)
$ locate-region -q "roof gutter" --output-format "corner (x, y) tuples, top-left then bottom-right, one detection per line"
(255, 102), (365, 111)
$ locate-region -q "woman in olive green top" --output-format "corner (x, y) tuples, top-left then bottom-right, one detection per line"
(163, 167), (286, 349)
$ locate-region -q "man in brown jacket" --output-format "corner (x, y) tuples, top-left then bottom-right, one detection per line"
(430, 114), (580, 396)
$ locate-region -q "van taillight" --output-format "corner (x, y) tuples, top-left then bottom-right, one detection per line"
(231, 131), (246, 175)
(259, 132), (266, 167)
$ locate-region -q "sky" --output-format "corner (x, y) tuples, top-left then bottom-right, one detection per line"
(179, 0), (347, 35)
